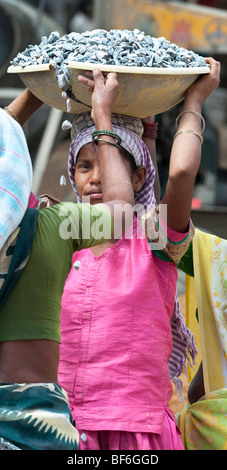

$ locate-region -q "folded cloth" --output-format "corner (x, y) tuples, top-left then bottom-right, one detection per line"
(176, 388), (227, 450)
(0, 108), (32, 249)
(0, 383), (79, 450)
(0, 209), (38, 308)
(169, 295), (198, 401)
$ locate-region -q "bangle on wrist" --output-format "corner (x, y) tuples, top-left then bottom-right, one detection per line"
(4, 106), (20, 124)
(95, 137), (121, 149)
(92, 129), (122, 146)
(142, 121), (158, 139)
(173, 129), (203, 144)
(175, 111), (205, 133)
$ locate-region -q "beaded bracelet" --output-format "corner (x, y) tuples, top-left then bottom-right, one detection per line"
(175, 110), (205, 133)
(173, 129), (203, 144)
(4, 106), (20, 124)
(92, 130), (122, 146)
(142, 121), (158, 139)
(94, 137), (121, 149)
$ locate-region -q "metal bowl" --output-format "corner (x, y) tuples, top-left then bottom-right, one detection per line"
(8, 61), (210, 117)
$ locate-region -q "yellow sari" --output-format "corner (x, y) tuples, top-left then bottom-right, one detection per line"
(177, 229), (227, 450)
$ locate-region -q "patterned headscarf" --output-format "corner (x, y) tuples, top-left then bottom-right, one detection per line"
(68, 112), (156, 207)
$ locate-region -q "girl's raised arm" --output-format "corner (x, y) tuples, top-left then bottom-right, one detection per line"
(161, 57), (220, 233)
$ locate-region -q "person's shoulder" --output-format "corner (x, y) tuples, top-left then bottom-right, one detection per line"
(141, 205), (195, 265)
(38, 200), (80, 217)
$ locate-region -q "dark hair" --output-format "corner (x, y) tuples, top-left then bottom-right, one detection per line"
(120, 146), (138, 174)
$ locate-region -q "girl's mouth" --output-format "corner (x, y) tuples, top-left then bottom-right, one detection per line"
(86, 189), (103, 201)
(89, 193), (103, 201)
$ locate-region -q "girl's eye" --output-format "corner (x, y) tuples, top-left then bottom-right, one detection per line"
(77, 163), (90, 170)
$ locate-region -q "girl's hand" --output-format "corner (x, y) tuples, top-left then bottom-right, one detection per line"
(184, 57), (221, 107)
(78, 68), (119, 124)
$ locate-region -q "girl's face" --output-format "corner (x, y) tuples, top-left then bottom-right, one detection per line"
(74, 142), (146, 205)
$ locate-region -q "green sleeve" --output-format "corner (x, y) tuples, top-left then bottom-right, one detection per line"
(177, 241), (194, 277)
(148, 239), (194, 277)
(52, 202), (113, 251)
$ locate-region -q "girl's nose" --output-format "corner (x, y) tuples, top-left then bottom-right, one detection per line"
(90, 165), (101, 184)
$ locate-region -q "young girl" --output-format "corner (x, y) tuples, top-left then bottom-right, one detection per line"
(58, 59), (220, 450)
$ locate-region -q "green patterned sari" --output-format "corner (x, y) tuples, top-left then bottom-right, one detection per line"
(0, 383), (79, 450)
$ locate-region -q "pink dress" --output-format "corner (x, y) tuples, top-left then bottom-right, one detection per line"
(58, 218), (187, 450)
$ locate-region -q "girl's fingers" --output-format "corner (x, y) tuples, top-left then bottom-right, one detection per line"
(205, 57), (221, 78)
(205, 57), (221, 88)
(78, 74), (95, 89)
(92, 68), (105, 84)
(78, 70), (119, 91)
(185, 56), (221, 103)
(105, 72), (118, 86)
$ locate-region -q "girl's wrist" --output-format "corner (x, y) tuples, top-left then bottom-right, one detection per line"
(93, 114), (113, 131)
(183, 94), (203, 112)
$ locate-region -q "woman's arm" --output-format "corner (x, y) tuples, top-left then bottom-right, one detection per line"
(4, 89), (43, 126)
(78, 68), (135, 207)
(161, 57), (220, 233)
(188, 362), (205, 404)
